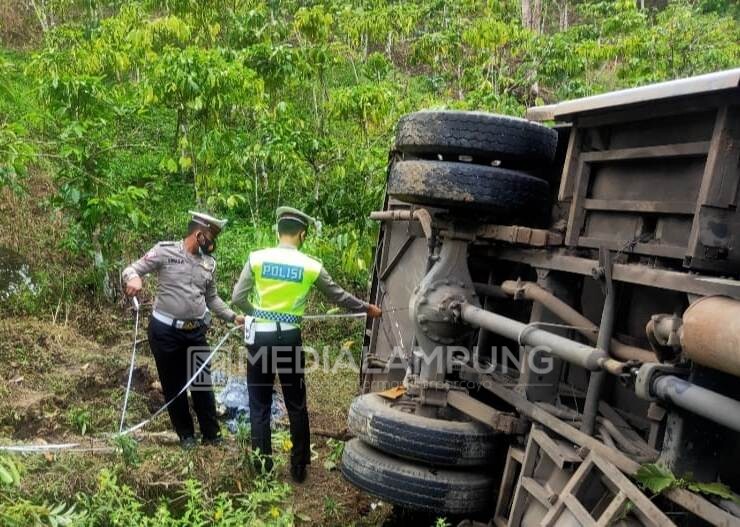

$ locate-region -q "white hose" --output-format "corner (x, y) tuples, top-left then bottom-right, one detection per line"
(118, 324), (243, 436)
(119, 297), (140, 433)
(0, 310), (369, 453)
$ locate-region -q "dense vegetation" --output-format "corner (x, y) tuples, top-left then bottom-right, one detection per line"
(0, 1), (737, 524)
(1, 0), (737, 310)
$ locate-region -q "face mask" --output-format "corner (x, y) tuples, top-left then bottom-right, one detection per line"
(197, 233), (215, 255)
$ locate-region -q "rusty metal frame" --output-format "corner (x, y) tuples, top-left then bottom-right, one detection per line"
(493, 446), (525, 527)
(378, 234), (416, 281)
(545, 82), (740, 273)
(494, 248), (740, 299)
(685, 105), (740, 269)
(370, 208), (563, 248)
(564, 149), (702, 258)
(506, 425), (583, 526)
(539, 451), (672, 526)
(446, 390), (525, 435)
(457, 364), (738, 526)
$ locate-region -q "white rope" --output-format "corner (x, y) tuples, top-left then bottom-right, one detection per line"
(0, 324), (242, 453)
(118, 324), (243, 436)
(302, 312), (366, 320)
(0, 443), (82, 452)
(119, 297), (140, 433)
(0, 309), (375, 454)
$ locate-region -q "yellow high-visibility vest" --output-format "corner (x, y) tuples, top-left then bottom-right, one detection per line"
(249, 247), (322, 324)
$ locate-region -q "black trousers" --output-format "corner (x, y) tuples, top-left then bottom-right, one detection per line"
(148, 317), (220, 440)
(247, 328), (310, 467)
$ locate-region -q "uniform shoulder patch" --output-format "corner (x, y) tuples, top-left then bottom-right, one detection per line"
(198, 255), (216, 271)
(157, 241), (177, 247)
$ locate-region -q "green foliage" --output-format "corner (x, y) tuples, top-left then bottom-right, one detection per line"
(0, 0), (737, 304)
(0, 52), (38, 193)
(67, 406), (92, 435)
(686, 481), (740, 502)
(323, 438), (344, 471)
(635, 463), (676, 494)
(0, 500), (80, 527)
(636, 463), (740, 503)
(76, 469), (150, 525)
(74, 467), (295, 525)
(110, 434), (141, 467)
(322, 495), (342, 520)
(235, 426), (292, 478)
(0, 455), (81, 526)
(0, 455), (21, 487)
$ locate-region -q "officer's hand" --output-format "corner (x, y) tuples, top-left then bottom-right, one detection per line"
(367, 304), (382, 318)
(125, 276), (142, 297)
(234, 314), (246, 326)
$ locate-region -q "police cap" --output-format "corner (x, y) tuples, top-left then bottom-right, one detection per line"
(276, 206), (321, 234)
(189, 210), (228, 235)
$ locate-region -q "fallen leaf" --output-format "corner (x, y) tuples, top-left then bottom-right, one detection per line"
(635, 463), (675, 494)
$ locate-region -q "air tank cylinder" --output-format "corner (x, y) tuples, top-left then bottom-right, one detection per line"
(681, 296), (740, 377)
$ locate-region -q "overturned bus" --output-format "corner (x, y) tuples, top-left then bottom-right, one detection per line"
(340, 69), (740, 526)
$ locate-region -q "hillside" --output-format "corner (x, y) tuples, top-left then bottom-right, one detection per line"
(0, 0), (738, 525)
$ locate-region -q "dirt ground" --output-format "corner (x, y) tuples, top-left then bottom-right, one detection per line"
(0, 172), (452, 526)
(0, 313), (404, 526)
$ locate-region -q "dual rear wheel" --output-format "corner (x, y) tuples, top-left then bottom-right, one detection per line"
(387, 110), (557, 218)
(341, 393), (499, 514)
(342, 111), (554, 514)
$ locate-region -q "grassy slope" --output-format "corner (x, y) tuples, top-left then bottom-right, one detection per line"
(0, 153), (384, 523)
(0, 295), (385, 525)
(0, 46), (386, 519)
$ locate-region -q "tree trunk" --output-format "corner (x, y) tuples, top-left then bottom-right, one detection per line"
(92, 230), (113, 301)
(560, 0), (569, 31)
(532, 0), (543, 34)
(29, 0), (49, 33)
(521, 0), (542, 33)
(521, 0), (532, 30)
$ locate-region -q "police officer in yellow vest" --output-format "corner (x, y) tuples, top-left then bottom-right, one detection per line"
(231, 206), (381, 482)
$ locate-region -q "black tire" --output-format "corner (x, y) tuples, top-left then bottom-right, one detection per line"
(348, 393), (497, 467)
(341, 438), (495, 514)
(395, 111), (558, 170)
(388, 160), (550, 213)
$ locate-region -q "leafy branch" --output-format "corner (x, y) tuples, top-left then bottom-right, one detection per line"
(635, 463), (740, 504)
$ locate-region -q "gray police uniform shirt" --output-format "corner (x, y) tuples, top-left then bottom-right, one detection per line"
(231, 243), (368, 314)
(122, 241), (236, 322)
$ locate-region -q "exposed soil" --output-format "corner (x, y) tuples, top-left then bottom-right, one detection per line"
(0, 313), (406, 526)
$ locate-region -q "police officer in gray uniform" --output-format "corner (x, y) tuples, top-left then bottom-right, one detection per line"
(122, 211), (245, 449)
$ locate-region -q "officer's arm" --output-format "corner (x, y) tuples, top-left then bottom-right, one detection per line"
(231, 260), (255, 312)
(315, 267), (369, 312)
(205, 267), (237, 322)
(122, 245), (163, 283)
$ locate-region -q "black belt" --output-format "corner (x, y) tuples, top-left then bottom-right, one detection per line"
(152, 310), (205, 331)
